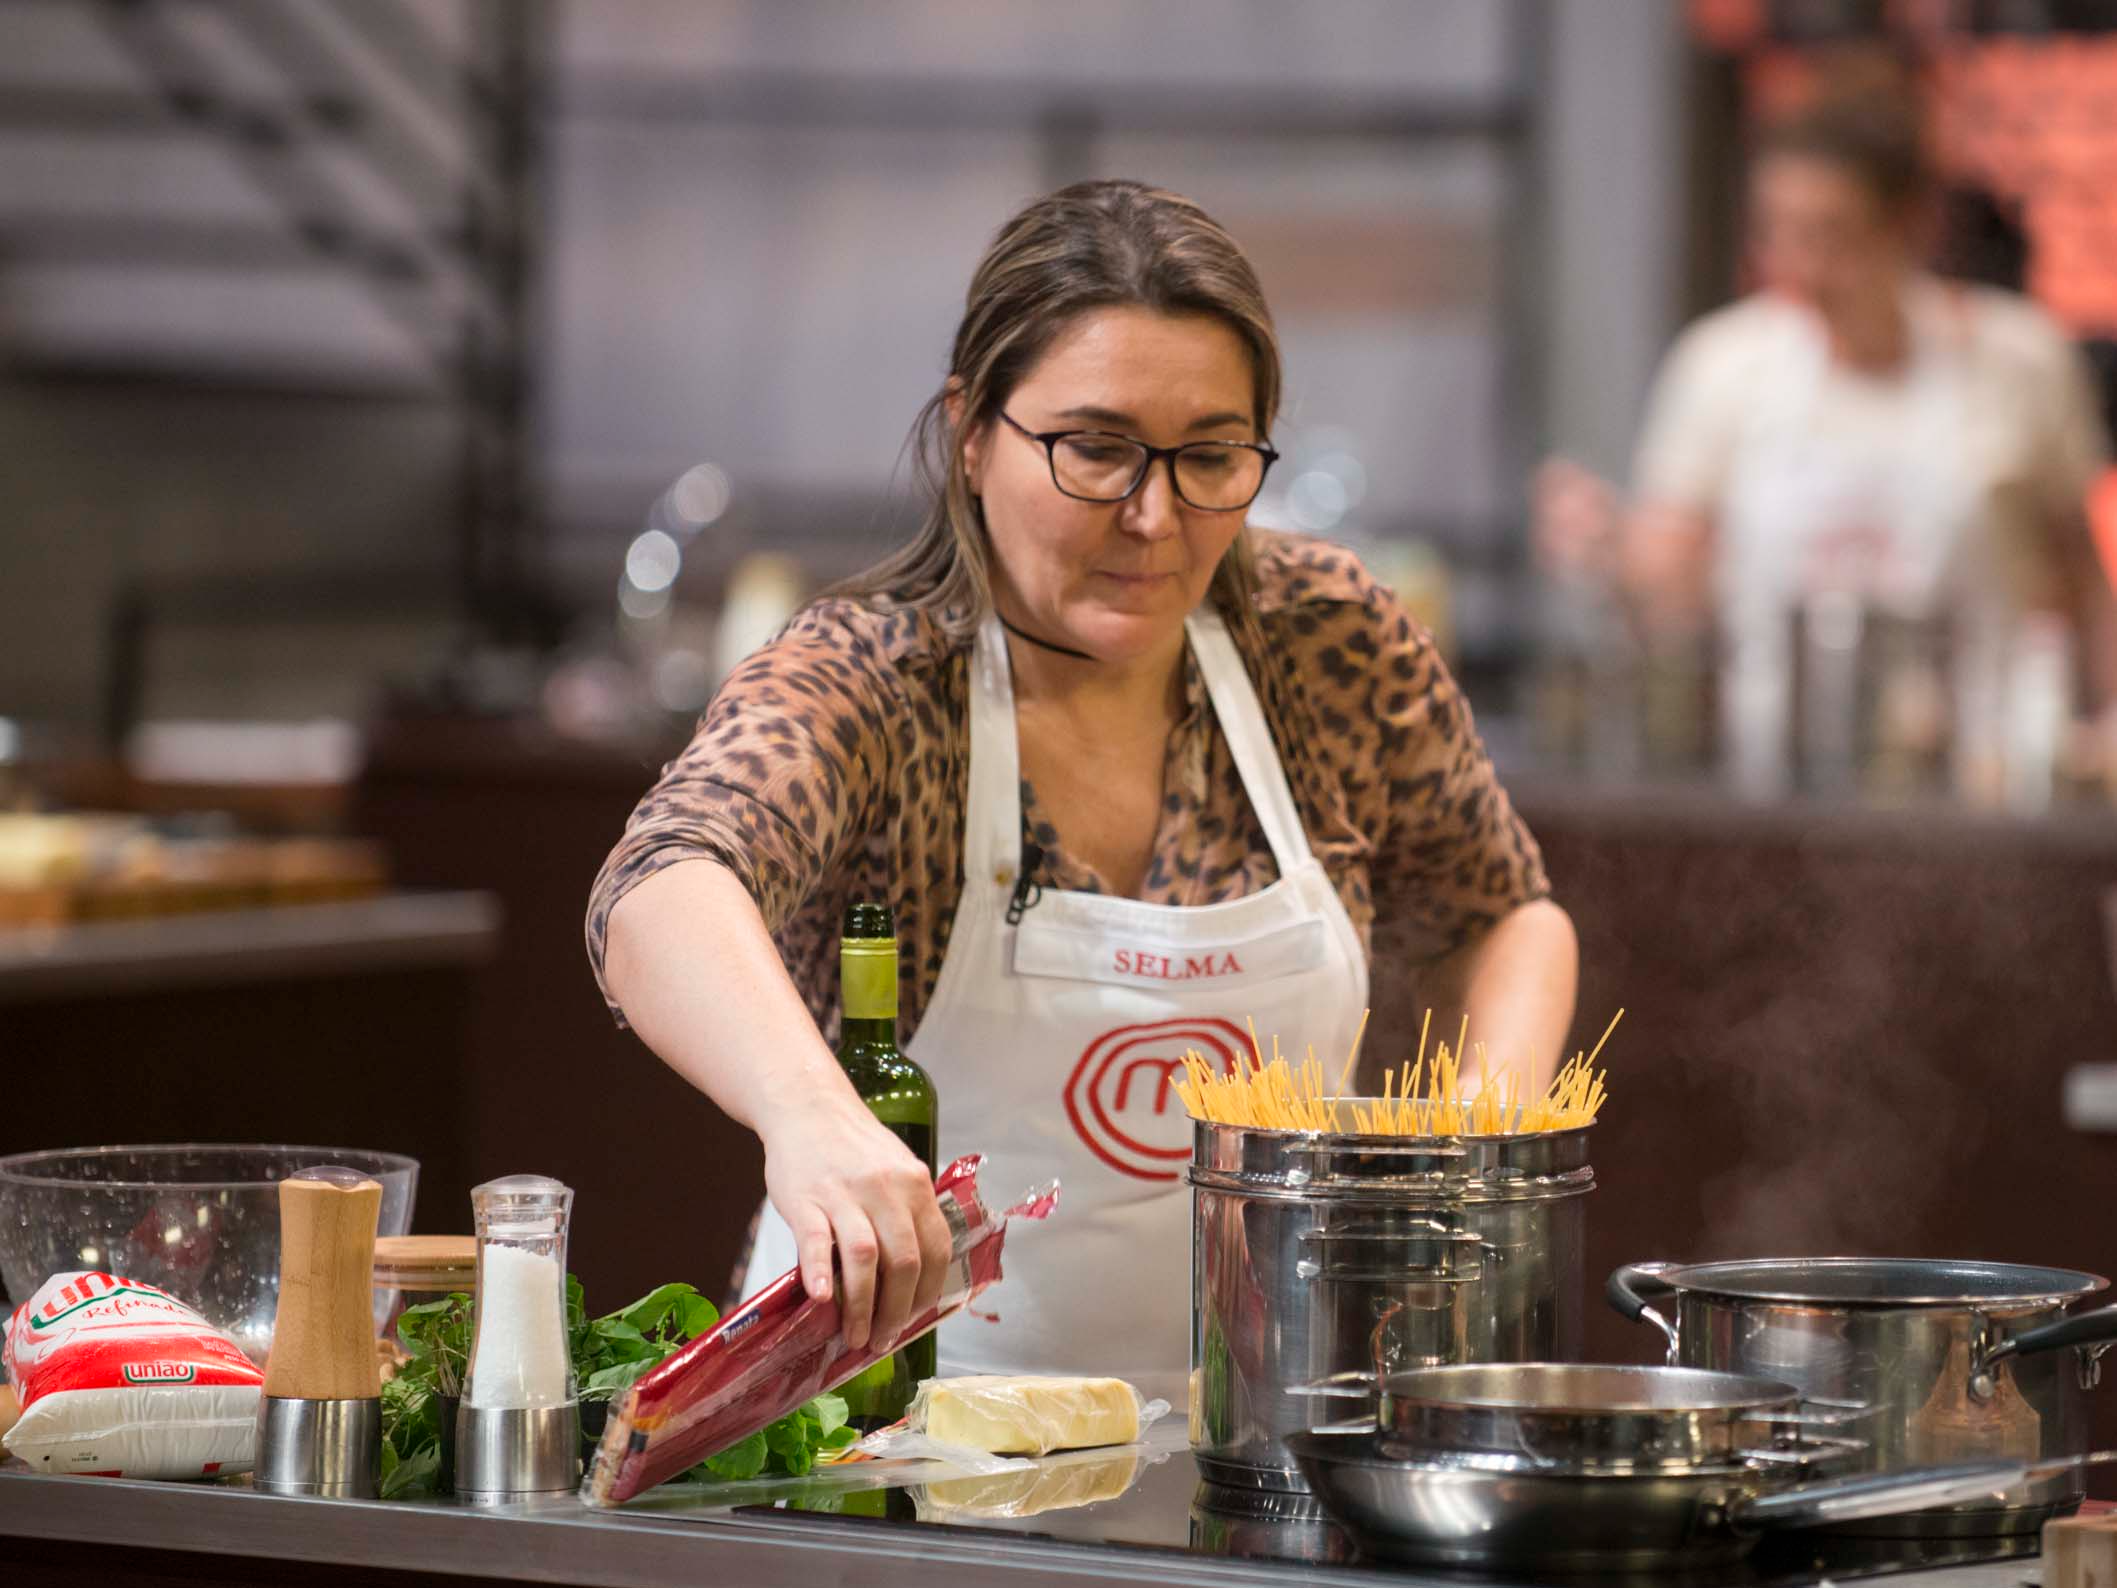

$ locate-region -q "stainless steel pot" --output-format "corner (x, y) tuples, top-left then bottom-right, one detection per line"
(1288, 1424), (2025, 1571)
(1189, 1117), (1591, 1492)
(1609, 1257), (2117, 1534)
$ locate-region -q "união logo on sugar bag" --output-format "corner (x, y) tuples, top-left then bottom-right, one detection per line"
(25, 1272), (190, 1336)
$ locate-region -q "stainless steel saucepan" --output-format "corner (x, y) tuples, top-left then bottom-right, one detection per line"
(1609, 1257), (2117, 1533)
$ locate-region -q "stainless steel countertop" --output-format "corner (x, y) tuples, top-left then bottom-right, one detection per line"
(0, 1440), (2059, 1588)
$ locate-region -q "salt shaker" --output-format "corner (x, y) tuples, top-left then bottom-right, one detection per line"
(454, 1175), (579, 1502)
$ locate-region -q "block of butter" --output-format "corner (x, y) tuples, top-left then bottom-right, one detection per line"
(913, 1375), (1142, 1456)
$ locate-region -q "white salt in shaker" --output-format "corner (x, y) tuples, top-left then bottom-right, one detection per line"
(455, 1174), (579, 1502)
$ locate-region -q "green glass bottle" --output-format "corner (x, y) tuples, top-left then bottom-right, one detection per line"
(834, 901), (938, 1429)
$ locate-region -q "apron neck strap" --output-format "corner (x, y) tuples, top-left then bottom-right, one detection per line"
(966, 616), (1024, 885)
(1186, 608), (1314, 876)
(964, 609), (1316, 891)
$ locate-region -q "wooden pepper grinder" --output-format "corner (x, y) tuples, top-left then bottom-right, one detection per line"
(254, 1167), (384, 1497)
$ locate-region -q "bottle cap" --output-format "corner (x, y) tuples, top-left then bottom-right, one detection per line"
(843, 901), (894, 939)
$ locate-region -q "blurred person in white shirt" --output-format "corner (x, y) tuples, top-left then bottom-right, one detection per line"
(1538, 96), (2113, 800)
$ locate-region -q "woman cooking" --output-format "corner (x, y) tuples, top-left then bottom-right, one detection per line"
(586, 179), (1577, 1401)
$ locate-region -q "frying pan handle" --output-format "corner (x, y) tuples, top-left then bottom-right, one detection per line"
(1986, 1303), (2117, 1369)
(1606, 1263), (1682, 1364)
(1729, 1460), (2024, 1533)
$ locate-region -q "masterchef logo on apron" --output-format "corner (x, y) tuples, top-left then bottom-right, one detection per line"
(1062, 1015), (1253, 1181)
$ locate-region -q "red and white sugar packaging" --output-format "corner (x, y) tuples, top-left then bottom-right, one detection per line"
(3, 1271), (266, 1479)
(585, 1154), (1057, 1504)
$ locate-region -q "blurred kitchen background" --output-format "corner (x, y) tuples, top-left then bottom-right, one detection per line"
(9, 0), (2117, 1379)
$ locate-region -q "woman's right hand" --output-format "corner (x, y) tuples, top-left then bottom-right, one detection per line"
(758, 1094), (954, 1353)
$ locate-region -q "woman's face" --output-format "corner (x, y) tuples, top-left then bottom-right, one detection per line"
(1749, 153), (1915, 320)
(963, 305), (1259, 665)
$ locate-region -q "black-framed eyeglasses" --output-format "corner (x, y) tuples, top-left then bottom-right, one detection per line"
(998, 411), (1278, 512)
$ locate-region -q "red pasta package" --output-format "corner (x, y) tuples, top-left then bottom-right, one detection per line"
(586, 1155), (1056, 1504)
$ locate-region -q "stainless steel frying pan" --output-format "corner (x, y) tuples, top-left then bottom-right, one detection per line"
(1288, 1424), (2025, 1571)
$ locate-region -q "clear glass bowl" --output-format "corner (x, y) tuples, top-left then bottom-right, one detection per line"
(0, 1144), (418, 1363)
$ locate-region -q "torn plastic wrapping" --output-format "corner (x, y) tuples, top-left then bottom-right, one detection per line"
(840, 1423), (1034, 1476)
(584, 1156), (1058, 1505)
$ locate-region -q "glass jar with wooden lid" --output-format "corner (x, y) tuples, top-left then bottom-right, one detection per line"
(373, 1234), (477, 1343)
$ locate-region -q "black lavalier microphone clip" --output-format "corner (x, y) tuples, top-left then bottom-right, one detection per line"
(1005, 841), (1047, 925)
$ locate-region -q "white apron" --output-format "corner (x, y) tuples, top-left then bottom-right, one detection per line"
(1717, 285), (1986, 798)
(744, 608), (1369, 1406)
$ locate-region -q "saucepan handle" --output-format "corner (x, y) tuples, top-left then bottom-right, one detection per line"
(1298, 1225), (1486, 1286)
(1986, 1303), (2117, 1368)
(1606, 1262), (1682, 1364)
(1729, 1460), (2025, 1533)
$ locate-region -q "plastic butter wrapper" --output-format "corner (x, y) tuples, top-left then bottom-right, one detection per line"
(909, 1375), (1166, 1456)
(3, 1271), (265, 1479)
(584, 1156), (1058, 1505)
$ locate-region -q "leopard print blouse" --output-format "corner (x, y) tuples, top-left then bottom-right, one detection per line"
(585, 532), (1550, 1044)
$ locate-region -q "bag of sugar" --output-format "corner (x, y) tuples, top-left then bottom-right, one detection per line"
(3, 1271), (265, 1479)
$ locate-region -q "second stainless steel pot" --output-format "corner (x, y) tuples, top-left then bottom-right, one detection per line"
(1609, 1256), (2117, 1534)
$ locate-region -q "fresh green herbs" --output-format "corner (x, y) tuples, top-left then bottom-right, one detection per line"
(379, 1293), (473, 1499)
(376, 1275), (854, 1499)
(702, 1391), (856, 1481)
(567, 1275), (716, 1413)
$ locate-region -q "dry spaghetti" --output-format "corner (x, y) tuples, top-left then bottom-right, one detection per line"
(1171, 1008), (1620, 1137)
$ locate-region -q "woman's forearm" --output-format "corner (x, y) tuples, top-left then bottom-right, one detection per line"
(1412, 898), (1579, 1094)
(602, 859), (859, 1140)
(602, 859), (956, 1347)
